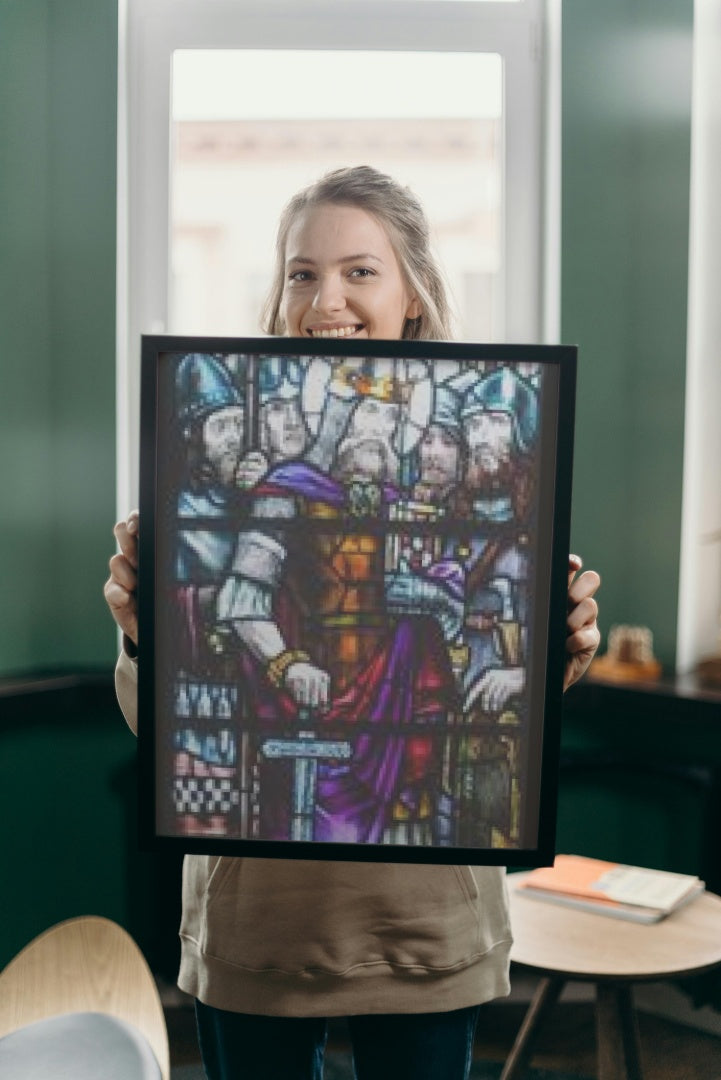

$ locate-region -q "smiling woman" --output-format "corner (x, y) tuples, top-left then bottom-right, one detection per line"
(106, 162), (600, 1080)
(263, 167), (450, 342)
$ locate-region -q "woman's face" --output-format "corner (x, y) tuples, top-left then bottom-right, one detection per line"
(280, 203), (421, 341)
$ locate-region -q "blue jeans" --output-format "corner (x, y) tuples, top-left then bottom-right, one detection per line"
(195, 1000), (481, 1080)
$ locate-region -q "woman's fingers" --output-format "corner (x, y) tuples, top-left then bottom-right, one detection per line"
(103, 575), (139, 643)
(113, 511), (139, 568)
(108, 551), (137, 592)
(567, 552), (583, 587)
(568, 568), (601, 610)
(105, 512), (140, 644)
(563, 558), (601, 690)
(567, 591), (600, 635)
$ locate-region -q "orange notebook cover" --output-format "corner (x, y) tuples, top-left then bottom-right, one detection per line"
(519, 854), (702, 913)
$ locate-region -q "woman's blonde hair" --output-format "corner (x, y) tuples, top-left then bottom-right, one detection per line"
(262, 165), (454, 341)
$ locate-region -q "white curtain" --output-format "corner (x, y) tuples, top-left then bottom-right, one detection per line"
(677, 0), (721, 672)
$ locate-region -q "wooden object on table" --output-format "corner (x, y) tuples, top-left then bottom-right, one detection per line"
(0, 915), (169, 1080)
(502, 873), (721, 1080)
(590, 624), (662, 683)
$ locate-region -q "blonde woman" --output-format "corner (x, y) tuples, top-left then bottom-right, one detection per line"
(105, 166), (600, 1080)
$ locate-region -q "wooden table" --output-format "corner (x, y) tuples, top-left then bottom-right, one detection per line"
(502, 873), (721, 1080)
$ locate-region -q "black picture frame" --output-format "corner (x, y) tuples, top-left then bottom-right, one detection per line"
(138, 335), (576, 866)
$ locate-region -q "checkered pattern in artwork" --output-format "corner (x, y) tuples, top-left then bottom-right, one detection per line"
(173, 776), (240, 814)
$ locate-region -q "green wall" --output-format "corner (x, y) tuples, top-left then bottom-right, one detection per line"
(562, 0), (693, 670)
(0, 0), (118, 674)
(0, 0), (125, 970)
(0, 683), (183, 974)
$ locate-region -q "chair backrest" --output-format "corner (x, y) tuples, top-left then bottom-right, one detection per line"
(0, 915), (170, 1080)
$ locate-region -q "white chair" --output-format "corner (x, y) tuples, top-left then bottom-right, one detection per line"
(0, 915), (170, 1079)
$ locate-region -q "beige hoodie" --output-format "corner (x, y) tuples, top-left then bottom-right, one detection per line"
(116, 650), (512, 1016)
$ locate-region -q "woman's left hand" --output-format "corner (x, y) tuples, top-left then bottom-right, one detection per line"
(564, 554), (601, 691)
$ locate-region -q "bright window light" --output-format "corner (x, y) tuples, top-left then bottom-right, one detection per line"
(173, 51), (502, 121)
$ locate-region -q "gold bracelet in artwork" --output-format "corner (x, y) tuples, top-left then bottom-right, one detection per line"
(266, 649), (311, 688)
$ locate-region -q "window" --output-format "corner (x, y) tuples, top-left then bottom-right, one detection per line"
(118, 0), (557, 510)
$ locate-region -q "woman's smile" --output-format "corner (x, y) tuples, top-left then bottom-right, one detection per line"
(306, 323), (365, 338)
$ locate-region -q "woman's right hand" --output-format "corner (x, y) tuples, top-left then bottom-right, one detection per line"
(104, 510), (139, 646)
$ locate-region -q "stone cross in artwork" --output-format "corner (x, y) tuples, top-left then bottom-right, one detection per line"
(260, 709), (352, 841)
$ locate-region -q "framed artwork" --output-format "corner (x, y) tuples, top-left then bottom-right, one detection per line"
(138, 336), (576, 865)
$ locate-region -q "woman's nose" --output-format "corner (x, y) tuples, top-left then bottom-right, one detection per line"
(312, 274), (345, 314)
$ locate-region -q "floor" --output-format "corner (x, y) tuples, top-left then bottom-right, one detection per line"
(164, 976), (721, 1079)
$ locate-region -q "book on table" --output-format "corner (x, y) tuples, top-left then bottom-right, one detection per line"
(515, 854), (705, 923)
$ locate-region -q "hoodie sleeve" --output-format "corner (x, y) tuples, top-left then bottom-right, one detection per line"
(115, 643), (139, 736)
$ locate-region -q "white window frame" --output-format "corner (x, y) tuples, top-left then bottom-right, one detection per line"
(117, 0), (559, 512)
(676, 0), (721, 675)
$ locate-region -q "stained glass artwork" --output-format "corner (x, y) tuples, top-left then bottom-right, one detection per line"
(139, 337), (576, 864)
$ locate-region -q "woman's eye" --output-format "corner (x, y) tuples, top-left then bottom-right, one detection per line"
(349, 267), (374, 279)
(288, 270), (313, 283)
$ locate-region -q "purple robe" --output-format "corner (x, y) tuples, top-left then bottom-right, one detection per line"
(241, 463), (456, 844)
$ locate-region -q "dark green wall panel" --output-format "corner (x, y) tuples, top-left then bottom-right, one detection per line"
(0, 682), (183, 976)
(558, 682), (721, 888)
(562, 1), (693, 669)
(0, 3), (54, 667)
(0, 709), (133, 966)
(0, 0), (118, 674)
